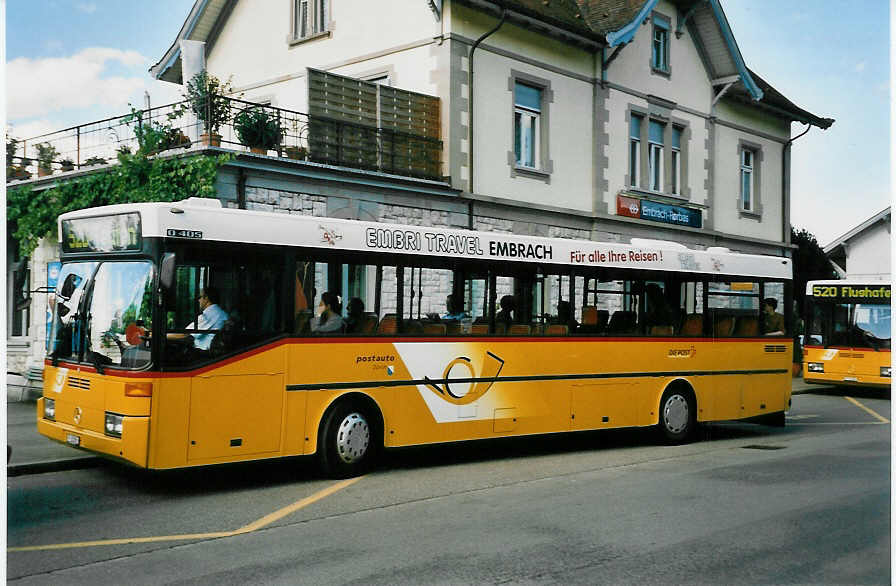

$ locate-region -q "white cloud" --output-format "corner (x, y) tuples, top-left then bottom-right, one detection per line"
(6, 48), (150, 121)
(76, 2), (98, 13)
(854, 61), (866, 73)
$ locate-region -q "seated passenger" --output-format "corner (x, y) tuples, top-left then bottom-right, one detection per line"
(311, 291), (345, 334)
(442, 294), (469, 321)
(644, 283), (674, 333)
(555, 300), (579, 331)
(762, 297), (785, 336)
(495, 295), (515, 327)
(343, 297), (365, 334)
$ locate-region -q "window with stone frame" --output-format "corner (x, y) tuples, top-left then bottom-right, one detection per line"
(292, 0), (328, 41)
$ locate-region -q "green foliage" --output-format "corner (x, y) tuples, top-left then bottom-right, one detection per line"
(120, 107), (191, 156)
(234, 107), (283, 150)
(7, 152), (232, 256)
(791, 226), (839, 311)
(84, 156), (108, 166)
(183, 71), (234, 134)
(35, 142), (58, 172)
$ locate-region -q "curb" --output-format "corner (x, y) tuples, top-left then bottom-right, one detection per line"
(8, 457), (101, 477)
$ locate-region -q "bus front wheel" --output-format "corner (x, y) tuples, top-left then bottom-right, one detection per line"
(657, 386), (697, 444)
(318, 400), (377, 478)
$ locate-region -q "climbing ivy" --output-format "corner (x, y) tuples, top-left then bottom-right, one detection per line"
(7, 151), (232, 255)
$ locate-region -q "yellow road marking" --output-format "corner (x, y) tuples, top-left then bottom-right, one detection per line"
(8, 476), (362, 553)
(844, 396), (890, 424)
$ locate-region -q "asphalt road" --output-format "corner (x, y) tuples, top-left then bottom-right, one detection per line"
(7, 388), (891, 585)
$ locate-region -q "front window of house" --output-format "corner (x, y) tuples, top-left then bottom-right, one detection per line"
(648, 120), (664, 191)
(741, 149), (754, 211)
(670, 126), (681, 195)
(514, 82), (542, 169)
(294, 0), (328, 39)
(652, 16), (670, 72)
(629, 114), (642, 187)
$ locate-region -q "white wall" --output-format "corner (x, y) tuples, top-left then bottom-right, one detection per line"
(844, 222), (892, 280)
(206, 0), (441, 110)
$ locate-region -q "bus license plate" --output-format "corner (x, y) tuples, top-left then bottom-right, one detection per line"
(66, 434), (80, 446)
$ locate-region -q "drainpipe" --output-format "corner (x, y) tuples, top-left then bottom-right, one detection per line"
(783, 123), (811, 247)
(467, 2), (507, 227)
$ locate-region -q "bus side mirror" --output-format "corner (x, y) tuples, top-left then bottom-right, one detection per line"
(58, 273), (81, 300)
(160, 253), (176, 293)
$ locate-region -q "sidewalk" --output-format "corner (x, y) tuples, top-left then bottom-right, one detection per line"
(6, 377), (820, 477)
(6, 400), (100, 476)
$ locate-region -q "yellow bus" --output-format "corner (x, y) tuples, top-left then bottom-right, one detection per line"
(39, 198), (793, 477)
(803, 280), (891, 388)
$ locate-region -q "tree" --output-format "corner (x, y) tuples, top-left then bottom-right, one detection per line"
(791, 226), (838, 314)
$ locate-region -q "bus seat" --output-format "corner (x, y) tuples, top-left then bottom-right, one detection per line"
(377, 314), (399, 334)
(545, 324), (568, 335)
(471, 324), (489, 335)
(649, 325), (675, 336)
(446, 322), (463, 335)
(734, 316), (759, 337)
(509, 324), (531, 335)
(423, 323), (447, 335)
(679, 314), (703, 336)
(295, 310), (313, 335)
(713, 315), (735, 337)
(360, 313), (379, 334)
(596, 310), (609, 331)
(607, 311), (636, 334)
(494, 322), (507, 335)
(581, 306), (598, 325)
(405, 320), (424, 334)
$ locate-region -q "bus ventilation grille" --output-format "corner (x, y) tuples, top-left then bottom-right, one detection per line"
(68, 376), (91, 390)
(763, 345), (787, 353)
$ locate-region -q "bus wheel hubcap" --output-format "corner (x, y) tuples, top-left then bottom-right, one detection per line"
(336, 412), (370, 464)
(664, 395), (689, 434)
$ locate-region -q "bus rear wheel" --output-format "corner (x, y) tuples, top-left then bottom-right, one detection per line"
(318, 400), (377, 478)
(657, 386), (697, 444)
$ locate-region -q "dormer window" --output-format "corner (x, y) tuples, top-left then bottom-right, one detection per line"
(651, 14), (670, 74)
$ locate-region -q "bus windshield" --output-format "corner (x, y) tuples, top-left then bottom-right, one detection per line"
(50, 261), (154, 369)
(807, 300), (891, 350)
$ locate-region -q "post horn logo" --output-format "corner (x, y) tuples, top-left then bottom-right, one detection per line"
(424, 351), (505, 405)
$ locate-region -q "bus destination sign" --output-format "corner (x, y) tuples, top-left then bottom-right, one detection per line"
(61, 213), (142, 253)
(812, 284), (890, 303)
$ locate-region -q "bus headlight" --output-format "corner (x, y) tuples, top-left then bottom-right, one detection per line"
(881, 366), (891, 378)
(43, 398), (56, 421)
(807, 362), (825, 373)
(104, 413), (124, 437)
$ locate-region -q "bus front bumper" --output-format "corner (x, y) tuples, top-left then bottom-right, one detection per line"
(803, 373), (891, 389)
(36, 397), (150, 467)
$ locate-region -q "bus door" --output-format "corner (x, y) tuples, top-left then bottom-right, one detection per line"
(163, 250), (288, 463)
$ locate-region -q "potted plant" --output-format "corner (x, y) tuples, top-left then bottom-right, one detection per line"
(59, 158), (75, 172)
(283, 145), (308, 160)
(166, 127), (192, 150)
(84, 156), (107, 167)
(183, 71), (233, 147)
(35, 142), (57, 177)
(234, 107), (283, 154)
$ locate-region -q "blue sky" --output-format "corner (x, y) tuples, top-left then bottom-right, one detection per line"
(4, 0), (890, 246)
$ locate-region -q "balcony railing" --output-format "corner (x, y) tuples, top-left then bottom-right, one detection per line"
(6, 96), (444, 183)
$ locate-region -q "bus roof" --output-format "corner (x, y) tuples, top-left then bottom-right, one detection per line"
(60, 199), (792, 279)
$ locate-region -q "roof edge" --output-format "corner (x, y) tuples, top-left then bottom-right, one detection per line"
(605, 0), (658, 47)
(823, 207), (892, 253)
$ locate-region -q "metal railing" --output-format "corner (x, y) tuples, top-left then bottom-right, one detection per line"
(6, 97), (443, 183)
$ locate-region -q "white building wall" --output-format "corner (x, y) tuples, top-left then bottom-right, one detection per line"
(607, 0), (713, 113)
(472, 49), (594, 211)
(844, 224), (892, 280)
(206, 0), (441, 110)
(712, 124), (785, 242)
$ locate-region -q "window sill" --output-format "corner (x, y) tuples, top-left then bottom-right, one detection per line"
(288, 30), (331, 47)
(513, 165), (551, 183)
(627, 187), (690, 203)
(651, 66), (671, 78)
(739, 209), (762, 220)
